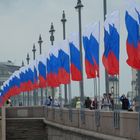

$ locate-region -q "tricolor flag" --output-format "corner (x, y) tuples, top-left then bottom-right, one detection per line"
(83, 22), (100, 78)
(49, 46), (60, 87)
(38, 55), (47, 88)
(69, 33), (82, 81)
(125, 5), (140, 69)
(32, 60), (39, 89)
(102, 10), (120, 75)
(58, 40), (70, 84)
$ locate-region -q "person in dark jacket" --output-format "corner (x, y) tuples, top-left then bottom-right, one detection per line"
(84, 97), (92, 109)
(120, 95), (129, 110)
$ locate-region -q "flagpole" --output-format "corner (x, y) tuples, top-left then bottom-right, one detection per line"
(75, 0), (85, 122)
(26, 53), (30, 106)
(103, 0), (109, 95)
(75, 0), (85, 106)
(21, 61), (25, 106)
(49, 22), (55, 107)
(98, 77), (100, 109)
(117, 75), (120, 110)
(38, 35), (44, 106)
(61, 10), (68, 105)
(32, 44), (37, 106)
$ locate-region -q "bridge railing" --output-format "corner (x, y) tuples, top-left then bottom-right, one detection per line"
(6, 106), (44, 118)
(44, 107), (140, 140)
(5, 106), (140, 140)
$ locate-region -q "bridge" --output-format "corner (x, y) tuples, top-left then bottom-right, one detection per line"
(0, 106), (139, 140)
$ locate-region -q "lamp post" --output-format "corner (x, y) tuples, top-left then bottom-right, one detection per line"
(32, 44), (36, 60)
(38, 35), (43, 55)
(49, 23), (55, 46)
(111, 86), (114, 109)
(136, 25), (140, 111)
(61, 10), (68, 105)
(38, 35), (44, 105)
(26, 53), (30, 106)
(32, 44), (37, 106)
(21, 61), (25, 106)
(75, 0), (85, 108)
(103, 0), (109, 95)
(49, 22), (55, 106)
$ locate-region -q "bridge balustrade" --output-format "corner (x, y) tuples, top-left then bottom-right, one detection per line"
(5, 106), (140, 140)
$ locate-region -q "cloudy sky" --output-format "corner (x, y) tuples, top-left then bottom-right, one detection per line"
(0, 0), (140, 97)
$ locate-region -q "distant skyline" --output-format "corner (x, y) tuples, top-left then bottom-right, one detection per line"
(0, 0), (140, 97)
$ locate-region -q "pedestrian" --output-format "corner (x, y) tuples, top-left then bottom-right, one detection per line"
(91, 97), (98, 110)
(76, 98), (81, 109)
(120, 94), (129, 110)
(45, 96), (52, 106)
(6, 99), (12, 107)
(101, 93), (111, 111)
(108, 93), (114, 110)
(84, 97), (91, 109)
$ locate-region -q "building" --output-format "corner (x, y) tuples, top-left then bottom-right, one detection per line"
(0, 61), (20, 87)
(0, 61), (20, 105)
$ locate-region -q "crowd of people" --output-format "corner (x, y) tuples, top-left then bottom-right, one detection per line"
(5, 93), (136, 112)
(44, 96), (60, 107)
(76, 93), (136, 111)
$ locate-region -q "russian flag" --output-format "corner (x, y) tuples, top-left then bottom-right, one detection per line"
(49, 46), (60, 87)
(46, 55), (52, 87)
(0, 82), (8, 105)
(11, 71), (21, 96)
(83, 22), (100, 78)
(32, 60), (39, 89)
(125, 6), (140, 69)
(69, 33), (82, 81)
(27, 65), (35, 91)
(19, 66), (28, 92)
(58, 40), (70, 84)
(102, 10), (120, 76)
(23, 66), (33, 91)
(38, 55), (47, 88)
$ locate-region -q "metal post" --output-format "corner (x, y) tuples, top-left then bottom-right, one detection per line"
(38, 35), (44, 105)
(136, 71), (140, 111)
(49, 22), (55, 106)
(21, 61), (25, 106)
(26, 53), (30, 106)
(103, 0), (109, 95)
(75, 0), (85, 108)
(75, 0), (85, 123)
(61, 10), (68, 105)
(32, 44), (37, 106)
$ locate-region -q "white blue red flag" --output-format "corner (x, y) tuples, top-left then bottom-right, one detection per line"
(125, 3), (140, 69)
(69, 33), (82, 81)
(102, 10), (120, 75)
(83, 22), (100, 78)
(58, 40), (70, 84)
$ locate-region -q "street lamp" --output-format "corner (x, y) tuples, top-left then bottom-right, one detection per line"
(21, 61), (25, 106)
(49, 22), (55, 46)
(49, 22), (55, 106)
(75, 0), (84, 108)
(38, 35), (44, 105)
(32, 44), (36, 60)
(61, 10), (68, 105)
(26, 53), (30, 106)
(32, 44), (37, 106)
(22, 60), (24, 67)
(38, 34), (43, 55)
(26, 53), (30, 65)
(75, 0), (85, 123)
(103, 0), (109, 95)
